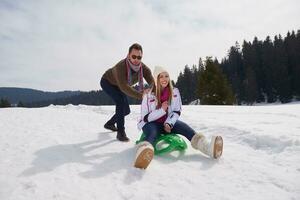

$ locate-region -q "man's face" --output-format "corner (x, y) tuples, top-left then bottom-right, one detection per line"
(128, 49), (143, 65)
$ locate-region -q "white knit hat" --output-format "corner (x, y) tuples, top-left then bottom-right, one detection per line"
(153, 66), (168, 84)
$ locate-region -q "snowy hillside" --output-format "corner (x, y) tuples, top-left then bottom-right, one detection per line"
(0, 104), (300, 200)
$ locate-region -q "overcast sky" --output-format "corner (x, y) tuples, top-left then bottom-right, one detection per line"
(1, 0), (299, 91)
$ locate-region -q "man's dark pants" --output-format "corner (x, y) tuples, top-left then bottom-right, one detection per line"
(100, 78), (130, 132)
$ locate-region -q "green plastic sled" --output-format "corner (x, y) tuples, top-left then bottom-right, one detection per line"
(136, 132), (188, 155)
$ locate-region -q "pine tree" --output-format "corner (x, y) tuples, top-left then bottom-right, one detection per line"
(262, 36), (277, 102)
(223, 42), (244, 104)
(242, 40), (258, 104)
(17, 101), (25, 107)
(176, 65), (198, 104)
(251, 37), (265, 102)
(0, 98), (11, 108)
(244, 66), (258, 104)
(175, 71), (187, 103)
(273, 35), (292, 102)
(285, 30), (300, 99)
(197, 57), (235, 105)
(295, 30), (300, 98)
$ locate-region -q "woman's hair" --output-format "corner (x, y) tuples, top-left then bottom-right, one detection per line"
(155, 72), (173, 108)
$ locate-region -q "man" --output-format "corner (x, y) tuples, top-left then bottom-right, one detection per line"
(100, 43), (155, 142)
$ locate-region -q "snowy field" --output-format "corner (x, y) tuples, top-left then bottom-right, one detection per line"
(0, 104), (300, 200)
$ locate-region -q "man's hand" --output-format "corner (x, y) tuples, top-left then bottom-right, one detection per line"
(161, 101), (168, 111)
(164, 123), (172, 133)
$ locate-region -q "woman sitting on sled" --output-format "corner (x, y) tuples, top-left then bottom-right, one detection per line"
(134, 66), (223, 169)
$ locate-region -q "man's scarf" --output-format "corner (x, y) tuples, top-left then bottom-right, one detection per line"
(125, 57), (144, 92)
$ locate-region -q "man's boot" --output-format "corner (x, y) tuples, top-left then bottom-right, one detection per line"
(104, 122), (118, 132)
(116, 130), (129, 142)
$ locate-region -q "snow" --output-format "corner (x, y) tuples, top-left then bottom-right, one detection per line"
(0, 104), (300, 200)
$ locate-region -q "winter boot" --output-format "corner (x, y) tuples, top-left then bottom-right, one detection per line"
(116, 130), (129, 142)
(104, 122), (118, 132)
(191, 133), (223, 159)
(134, 141), (154, 169)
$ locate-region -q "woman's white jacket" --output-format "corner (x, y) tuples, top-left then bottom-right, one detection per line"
(137, 87), (182, 130)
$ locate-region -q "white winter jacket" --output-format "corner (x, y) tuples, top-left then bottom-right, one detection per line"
(137, 87), (182, 130)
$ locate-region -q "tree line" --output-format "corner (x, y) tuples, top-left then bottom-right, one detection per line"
(176, 30), (300, 105)
(0, 88), (140, 108)
(0, 98), (24, 108)
(25, 89), (141, 107)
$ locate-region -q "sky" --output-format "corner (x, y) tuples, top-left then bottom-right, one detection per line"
(0, 0), (300, 92)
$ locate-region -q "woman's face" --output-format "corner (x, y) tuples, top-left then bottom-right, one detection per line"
(158, 72), (170, 89)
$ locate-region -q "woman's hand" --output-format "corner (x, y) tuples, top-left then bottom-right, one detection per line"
(161, 101), (169, 111)
(143, 88), (151, 95)
(164, 123), (172, 133)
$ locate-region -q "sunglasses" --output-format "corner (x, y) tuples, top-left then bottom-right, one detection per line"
(131, 55), (142, 60)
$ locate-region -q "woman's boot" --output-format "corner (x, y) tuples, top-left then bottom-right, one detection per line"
(134, 141), (154, 169)
(191, 133), (223, 159)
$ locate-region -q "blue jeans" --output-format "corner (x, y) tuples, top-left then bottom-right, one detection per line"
(100, 78), (130, 132)
(142, 120), (196, 145)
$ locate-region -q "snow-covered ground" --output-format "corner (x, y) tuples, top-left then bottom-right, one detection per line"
(0, 104), (300, 200)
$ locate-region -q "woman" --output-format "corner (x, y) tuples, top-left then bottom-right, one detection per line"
(134, 66), (223, 169)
